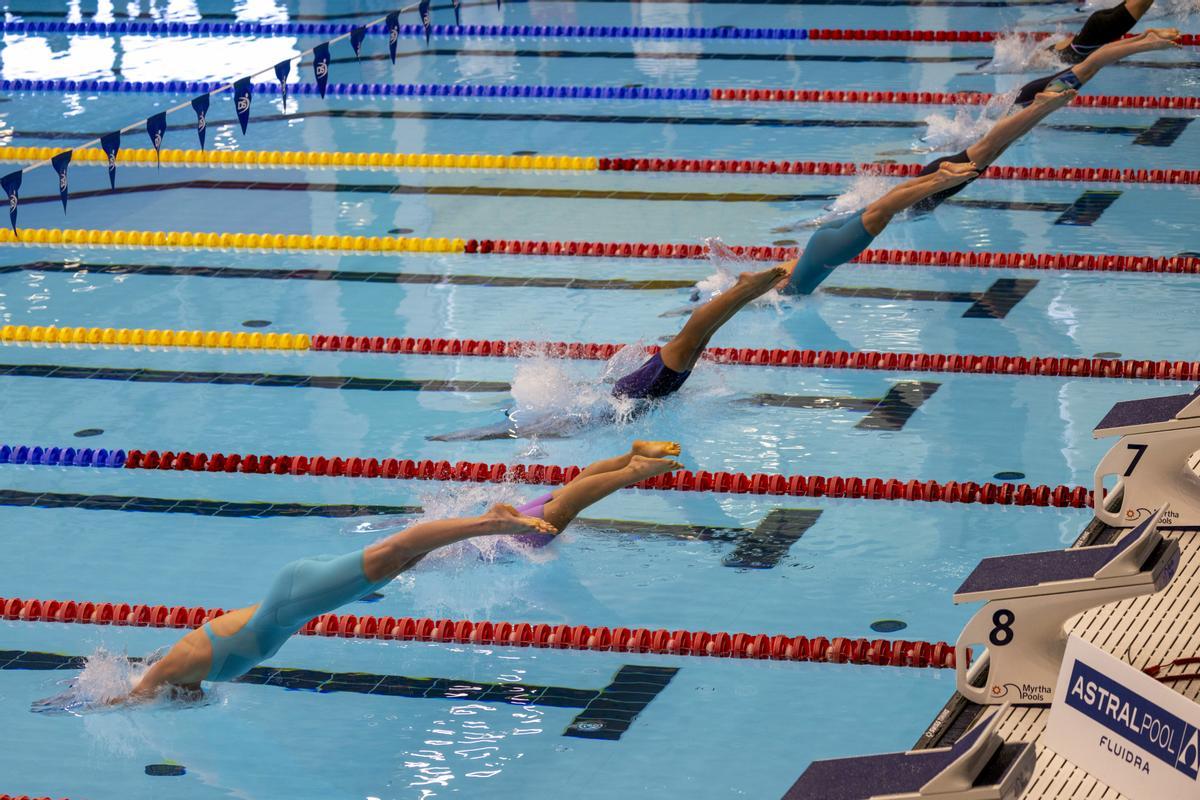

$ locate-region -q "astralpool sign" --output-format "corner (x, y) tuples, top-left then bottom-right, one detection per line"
(1044, 636), (1200, 799)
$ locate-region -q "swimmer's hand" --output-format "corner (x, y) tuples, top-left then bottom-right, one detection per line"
(484, 504), (558, 536)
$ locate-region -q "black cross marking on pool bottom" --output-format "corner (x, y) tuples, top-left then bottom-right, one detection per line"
(0, 488), (821, 570)
(737, 381), (940, 432)
(2, 649), (676, 740)
(821, 279), (1038, 319)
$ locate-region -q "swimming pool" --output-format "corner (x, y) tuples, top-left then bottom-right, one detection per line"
(0, 1), (1197, 798)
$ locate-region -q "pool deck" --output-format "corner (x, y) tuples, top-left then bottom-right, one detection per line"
(915, 511), (1200, 799)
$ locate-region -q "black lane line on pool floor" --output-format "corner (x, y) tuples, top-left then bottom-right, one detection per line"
(822, 279), (1038, 318)
(0, 262), (695, 291)
(318, 49), (1199, 72)
(0, 488), (821, 569)
(9, 109), (1162, 142)
(0, 364), (512, 393)
(738, 381), (940, 431)
(0, 489), (421, 519)
(14, 181), (1126, 220)
(2, 649), (677, 739)
(1053, 190), (1123, 226)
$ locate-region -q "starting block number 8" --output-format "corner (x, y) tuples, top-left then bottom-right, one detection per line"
(989, 609), (1015, 646)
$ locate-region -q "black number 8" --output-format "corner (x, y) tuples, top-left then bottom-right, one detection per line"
(989, 609), (1015, 646)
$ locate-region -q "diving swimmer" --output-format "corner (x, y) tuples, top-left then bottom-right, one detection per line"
(1050, 0), (1158, 64)
(609, 160), (982, 401)
(96, 443), (681, 704)
(914, 28), (1180, 214)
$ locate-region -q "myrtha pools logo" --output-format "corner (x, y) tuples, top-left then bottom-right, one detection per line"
(1066, 658), (1200, 779)
(991, 682), (1053, 703)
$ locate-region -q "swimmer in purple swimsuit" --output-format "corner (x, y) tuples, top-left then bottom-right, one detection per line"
(612, 161), (983, 401)
(512, 440), (683, 545)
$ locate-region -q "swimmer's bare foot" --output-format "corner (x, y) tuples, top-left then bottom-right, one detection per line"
(1136, 27), (1181, 50)
(483, 503), (558, 536)
(1051, 33), (1075, 55)
(731, 263), (789, 297)
(632, 440), (681, 458)
(1033, 88), (1077, 109)
(627, 455), (684, 480)
(929, 160), (980, 189)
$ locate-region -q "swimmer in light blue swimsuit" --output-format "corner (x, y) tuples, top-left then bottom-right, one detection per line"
(117, 504), (556, 701)
(113, 445), (683, 702)
(610, 160), (982, 401)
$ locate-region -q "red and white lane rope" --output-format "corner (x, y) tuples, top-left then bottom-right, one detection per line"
(0, 595), (956, 668)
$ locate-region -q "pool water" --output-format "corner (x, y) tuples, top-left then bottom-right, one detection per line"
(0, 1), (1197, 798)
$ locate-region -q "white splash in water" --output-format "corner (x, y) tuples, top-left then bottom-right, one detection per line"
(690, 237), (786, 308)
(980, 29), (1068, 73)
(1157, 0), (1200, 21)
(31, 648), (208, 716)
(918, 90), (1018, 154)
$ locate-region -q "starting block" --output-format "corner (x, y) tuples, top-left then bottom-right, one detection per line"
(1093, 387), (1200, 528)
(783, 705), (1034, 800)
(952, 507), (1179, 705)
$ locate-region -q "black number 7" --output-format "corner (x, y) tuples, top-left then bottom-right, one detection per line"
(1124, 443), (1149, 477)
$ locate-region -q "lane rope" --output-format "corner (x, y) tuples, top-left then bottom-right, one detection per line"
(9, 78), (1195, 110)
(0, 19), (1195, 45)
(0, 594), (957, 668)
(2, 227), (1198, 276)
(4, 145), (1197, 186)
(0, 439), (1095, 507)
(4, 326), (1199, 383)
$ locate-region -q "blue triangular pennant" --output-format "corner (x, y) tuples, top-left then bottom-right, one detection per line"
(274, 59), (292, 112)
(1, 171), (21, 233)
(100, 131), (121, 189)
(191, 94), (210, 149)
(146, 111), (166, 166)
(233, 77), (252, 135)
(51, 151), (71, 211)
(350, 25), (366, 59)
(386, 11), (400, 64)
(313, 42), (330, 98)
(418, 0), (431, 43)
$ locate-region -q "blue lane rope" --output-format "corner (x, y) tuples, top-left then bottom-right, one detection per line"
(0, 78), (714, 100)
(0, 444), (126, 468)
(0, 20), (810, 40)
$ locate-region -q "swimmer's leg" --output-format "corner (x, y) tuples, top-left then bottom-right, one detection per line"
(1065, 27), (1179, 83)
(570, 441), (683, 482)
(659, 264), (789, 371)
(540, 454), (683, 531)
(363, 507), (557, 580)
(859, 162), (981, 235)
(966, 88), (1077, 167)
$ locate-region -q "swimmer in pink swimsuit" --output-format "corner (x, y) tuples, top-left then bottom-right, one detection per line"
(513, 440), (683, 546)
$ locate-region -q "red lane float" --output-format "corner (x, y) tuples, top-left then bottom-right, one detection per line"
(117, 447), (1097, 509)
(711, 87), (1200, 110)
(462, 237), (1200, 275)
(0, 594), (956, 668)
(0, 796), (67, 800)
(801, 29), (1198, 46)
(596, 157), (1200, 186)
(302, 333), (1200, 384)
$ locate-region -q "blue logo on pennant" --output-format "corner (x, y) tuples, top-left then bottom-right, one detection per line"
(51, 151), (72, 211)
(100, 130), (121, 189)
(1066, 658), (1200, 780)
(418, 0), (432, 43)
(146, 111), (166, 166)
(386, 11), (400, 64)
(313, 42), (330, 98)
(191, 94), (210, 149)
(233, 76), (252, 135)
(1, 170), (21, 233)
(350, 25), (367, 59)
(274, 59), (292, 112)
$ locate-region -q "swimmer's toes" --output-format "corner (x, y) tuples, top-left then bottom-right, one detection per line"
(633, 440), (682, 458)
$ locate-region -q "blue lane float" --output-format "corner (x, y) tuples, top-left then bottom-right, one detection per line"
(0, 444), (126, 468)
(0, 78), (713, 101)
(0, 20), (811, 41)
